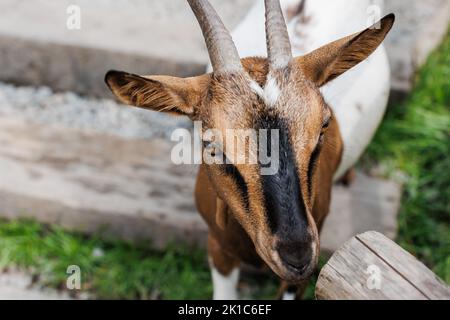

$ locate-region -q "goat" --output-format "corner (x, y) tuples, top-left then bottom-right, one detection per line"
(105, 0), (395, 300)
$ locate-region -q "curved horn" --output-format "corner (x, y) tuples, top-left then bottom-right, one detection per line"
(265, 0), (293, 69)
(187, 0), (242, 74)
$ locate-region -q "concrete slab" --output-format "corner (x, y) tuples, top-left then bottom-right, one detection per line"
(0, 113), (401, 253)
(0, 0), (254, 98)
(0, 0), (448, 97)
(384, 0), (450, 92)
(0, 115), (205, 249)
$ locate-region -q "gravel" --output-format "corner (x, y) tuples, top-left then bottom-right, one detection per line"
(0, 82), (191, 140)
(0, 270), (80, 300)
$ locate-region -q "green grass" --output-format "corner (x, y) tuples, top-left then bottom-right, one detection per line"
(0, 31), (448, 299)
(0, 219), (282, 299)
(362, 29), (450, 282)
(0, 220), (213, 299)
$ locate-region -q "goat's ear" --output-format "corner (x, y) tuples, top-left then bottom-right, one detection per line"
(105, 70), (210, 116)
(295, 14), (395, 87)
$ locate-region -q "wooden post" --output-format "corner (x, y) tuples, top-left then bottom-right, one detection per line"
(315, 231), (450, 300)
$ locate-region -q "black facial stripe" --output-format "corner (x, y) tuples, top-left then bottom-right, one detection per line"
(307, 142), (322, 197)
(223, 164), (250, 212)
(258, 115), (308, 234)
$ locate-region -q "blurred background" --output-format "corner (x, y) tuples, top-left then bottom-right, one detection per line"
(0, 0), (448, 299)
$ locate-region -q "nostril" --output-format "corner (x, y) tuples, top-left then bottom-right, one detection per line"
(278, 243), (312, 273)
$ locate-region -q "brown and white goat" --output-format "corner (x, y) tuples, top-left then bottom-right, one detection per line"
(105, 0), (394, 299)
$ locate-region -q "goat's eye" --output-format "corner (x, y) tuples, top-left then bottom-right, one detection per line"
(322, 117), (331, 129)
(319, 117), (331, 143)
(319, 132), (325, 144)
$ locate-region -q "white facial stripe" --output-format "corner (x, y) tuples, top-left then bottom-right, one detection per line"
(249, 74), (281, 108)
(249, 80), (265, 100)
(211, 267), (240, 300)
(264, 75), (281, 107)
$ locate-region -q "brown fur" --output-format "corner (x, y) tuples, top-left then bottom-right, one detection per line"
(297, 14), (395, 87)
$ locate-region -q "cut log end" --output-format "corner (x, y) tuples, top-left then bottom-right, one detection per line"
(315, 231), (450, 300)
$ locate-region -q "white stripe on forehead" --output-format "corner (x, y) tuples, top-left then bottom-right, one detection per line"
(249, 74), (281, 108)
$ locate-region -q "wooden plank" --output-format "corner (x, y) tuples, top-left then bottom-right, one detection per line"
(316, 235), (426, 300)
(316, 231), (450, 300)
(357, 232), (450, 300)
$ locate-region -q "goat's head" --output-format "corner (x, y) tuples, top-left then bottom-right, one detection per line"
(105, 0), (394, 283)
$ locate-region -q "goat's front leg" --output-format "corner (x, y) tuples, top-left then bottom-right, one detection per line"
(208, 234), (240, 300)
(277, 280), (309, 300)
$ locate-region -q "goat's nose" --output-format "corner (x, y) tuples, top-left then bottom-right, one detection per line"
(278, 242), (312, 274)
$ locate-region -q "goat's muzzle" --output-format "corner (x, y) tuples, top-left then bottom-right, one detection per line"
(255, 231), (319, 283)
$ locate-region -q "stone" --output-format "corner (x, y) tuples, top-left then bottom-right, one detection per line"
(0, 115), (206, 249)
(384, 0), (450, 92)
(0, 271), (75, 300)
(0, 0), (254, 98)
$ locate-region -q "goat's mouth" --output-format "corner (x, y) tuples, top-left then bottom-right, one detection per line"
(274, 252), (317, 283)
(254, 233), (318, 283)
